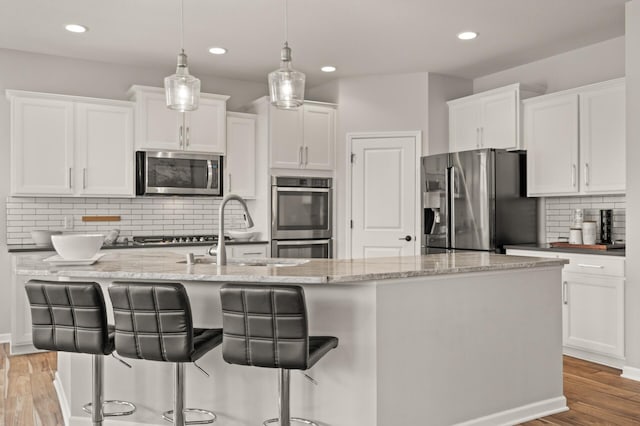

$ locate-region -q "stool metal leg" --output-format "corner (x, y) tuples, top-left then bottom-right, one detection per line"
(82, 355), (136, 421)
(163, 363), (216, 425)
(263, 369), (318, 426)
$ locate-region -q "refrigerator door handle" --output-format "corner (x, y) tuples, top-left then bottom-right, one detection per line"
(449, 166), (456, 248)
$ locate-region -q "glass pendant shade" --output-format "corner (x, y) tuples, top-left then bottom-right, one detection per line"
(269, 43), (305, 109)
(165, 51), (201, 111)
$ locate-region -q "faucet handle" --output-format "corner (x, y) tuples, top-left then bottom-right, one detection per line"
(207, 246), (217, 257)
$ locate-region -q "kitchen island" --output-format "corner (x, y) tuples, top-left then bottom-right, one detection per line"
(15, 251), (568, 426)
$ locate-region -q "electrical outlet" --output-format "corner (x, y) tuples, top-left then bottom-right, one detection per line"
(64, 215), (74, 229)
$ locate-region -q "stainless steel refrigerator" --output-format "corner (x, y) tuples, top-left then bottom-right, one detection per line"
(421, 149), (537, 254)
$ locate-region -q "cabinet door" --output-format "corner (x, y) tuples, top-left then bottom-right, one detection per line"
(303, 105), (335, 170)
(524, 94), (579, 196)
(135, 90), (182, 151)
(562, 271), (624, 359)
(230, 244), (268, 259)
(579, 81), (625, 194)
(481, 89), (518, 150)
(270, 105), (304, 168)
(226, 114), (256, 197)
(10, 97), (74, 195)
(448, 100), (481, 152)
(185, 97), (227, 154)
(75, 103), (134, 196)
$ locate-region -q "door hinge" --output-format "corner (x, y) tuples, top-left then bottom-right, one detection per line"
(350, 153), (355, 163)
(350, 220), (353, 229)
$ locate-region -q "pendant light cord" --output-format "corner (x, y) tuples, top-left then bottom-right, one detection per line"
(180, 0), (185, 52)
(284, 0), (288, 43)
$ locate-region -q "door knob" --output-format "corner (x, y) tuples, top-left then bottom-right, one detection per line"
(399, 235), (412, 242)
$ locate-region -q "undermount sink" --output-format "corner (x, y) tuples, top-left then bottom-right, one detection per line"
(177, 256), (309, 268)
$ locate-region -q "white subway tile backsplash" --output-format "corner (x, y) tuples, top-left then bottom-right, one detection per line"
(544, 195), (625, 243)
(6, 196), (250, 244)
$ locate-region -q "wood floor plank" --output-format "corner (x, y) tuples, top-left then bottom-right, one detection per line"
(31, 372), (63, 426)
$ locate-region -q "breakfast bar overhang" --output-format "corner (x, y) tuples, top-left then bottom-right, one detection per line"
(15, 251), (568, 426)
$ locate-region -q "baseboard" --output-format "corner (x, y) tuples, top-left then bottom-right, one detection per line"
(0, 333), (11, 343)
(622, 365), (640, 382)
(454, 396), (568, 426)
(53, 372), (71, 426)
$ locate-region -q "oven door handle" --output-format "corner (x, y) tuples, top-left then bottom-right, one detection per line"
(273, 239), (332, 246)
(275, 187), (330, 193)
(206, 160), (214, 189)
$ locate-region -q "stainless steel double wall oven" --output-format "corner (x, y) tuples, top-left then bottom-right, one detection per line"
(271, 176), (333, 258)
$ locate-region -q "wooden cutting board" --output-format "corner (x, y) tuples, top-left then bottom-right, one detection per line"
(550, 241), (625, 250)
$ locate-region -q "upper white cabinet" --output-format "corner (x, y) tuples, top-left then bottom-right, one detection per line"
(128, 85), (229, 154)
(7, 90), (134, 197)
(448, 83), (537, 152)
(248, 97), (336, 170)
(226, 112), (257, 198)
(524, 78), (625, 196)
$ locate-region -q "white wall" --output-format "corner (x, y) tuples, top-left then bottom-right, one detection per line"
(625, 1), (640, 377)
(474, 36), (625, 94)
(0, 48), (267, 335)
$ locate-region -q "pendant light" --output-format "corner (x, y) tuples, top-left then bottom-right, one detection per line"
(165, 0), (200, 111)
(268, 0), (305, 109)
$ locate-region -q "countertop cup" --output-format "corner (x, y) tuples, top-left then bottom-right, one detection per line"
(582, 221), (597, 245)
(569, 228), (583, 245)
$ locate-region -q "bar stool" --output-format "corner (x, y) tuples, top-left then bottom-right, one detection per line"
(219, 284), (339, 426)
(24, 280), (136, 426)
(108, 282), (223, 426)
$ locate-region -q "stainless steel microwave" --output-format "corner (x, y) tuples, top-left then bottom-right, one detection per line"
(136, 151), (222, 196)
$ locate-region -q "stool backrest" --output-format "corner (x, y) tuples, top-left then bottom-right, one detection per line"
(220, 284), (310, 370)
(108, 282), (195, 362)
(25, 280), (112, 355)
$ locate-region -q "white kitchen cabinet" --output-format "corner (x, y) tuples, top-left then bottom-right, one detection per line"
(229, 244), (268, 259)
(128, 85), (229, 154)
(249, 97), (336, 170)
(226, 112), (257, 198)
(447, 84), (533, 152)
(506, 248), (625, 367)
(524, 78), (625, 196)
(7, 90), (134, 197)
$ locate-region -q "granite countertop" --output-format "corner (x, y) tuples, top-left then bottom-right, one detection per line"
(14, 251), (567, 284)
(7, 240), (269, 253)
(504, 243), (626, 257)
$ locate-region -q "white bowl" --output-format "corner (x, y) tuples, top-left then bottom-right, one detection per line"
(30, 229), (62, 246)
(228, 230), (258, 242)
(51, 234), (105, 260)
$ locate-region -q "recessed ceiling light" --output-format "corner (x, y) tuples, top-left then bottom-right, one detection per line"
(321, 66), (337, 73)
(65, 24), (88, 33)
(457, 31), (478, 40)
(208, 47), (227, 55)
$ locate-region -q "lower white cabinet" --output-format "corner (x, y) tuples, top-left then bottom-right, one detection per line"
(229, 244), (268, 259)
(506, 248), (625, 367)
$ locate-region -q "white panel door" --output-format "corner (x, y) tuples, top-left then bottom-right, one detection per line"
(579, 81), (626, 194)
(75, 102), (134, 196)
(10, 97), (74, 195)
(351, 136), (417, 259)
(524, 93), (579, 196)
(186, 97), (227, 153)
(448, 100), (481, 152)
(481, 89), (517, 150)
(135, 90), (181, 151)
(303, 105), (335, 170)
(226, 113), (256, 198)
(270, 106), (304, 168)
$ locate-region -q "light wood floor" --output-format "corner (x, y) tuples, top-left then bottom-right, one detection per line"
(3, 342), (640, 425)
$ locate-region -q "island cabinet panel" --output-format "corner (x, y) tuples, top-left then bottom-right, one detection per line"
(524, 78), (625, 197)
(7, 90), (134, 197)
(128, 85), (229, 154)
(506, 248), (625, 367)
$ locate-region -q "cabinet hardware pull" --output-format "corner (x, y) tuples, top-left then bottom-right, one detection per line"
(480, 127), (483, 147)
(186, 126), (190, 146)
(577, 263), (604, 269)
(69, 167), (73, 189)
(243, 252), (263, 255)
(299, 146), (303, 166)
(476, 128), (480, 148)
(179, 125), (184, 147)
(83, 168), (87, 189)
(585, 163), (589, 186)
(228, 173), (231, 192)
(563, 281), (568, 304)
(572, 164), (576, 187)
(305, 146), (309, 165)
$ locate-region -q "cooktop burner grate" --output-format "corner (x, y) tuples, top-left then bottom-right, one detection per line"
(132, 234), (230, 245)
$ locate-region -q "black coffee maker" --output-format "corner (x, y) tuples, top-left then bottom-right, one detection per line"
(600, 209), (613, 244)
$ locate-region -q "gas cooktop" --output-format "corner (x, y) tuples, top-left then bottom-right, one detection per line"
(132, 234), (230, 246)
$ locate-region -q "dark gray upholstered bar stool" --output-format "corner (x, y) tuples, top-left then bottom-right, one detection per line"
(108, 282), (223, 426)
(220, 284), (339, 426)
(24, 280), (136, 426)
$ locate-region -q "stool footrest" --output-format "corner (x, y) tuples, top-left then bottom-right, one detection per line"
(83, 400), (136, 417)
(263, 417), (318, 426)
(163, 408), (217, 425)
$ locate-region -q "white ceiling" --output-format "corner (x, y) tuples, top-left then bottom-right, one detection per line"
(0, 0), (627, 87)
